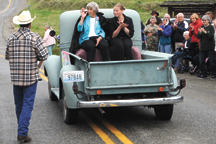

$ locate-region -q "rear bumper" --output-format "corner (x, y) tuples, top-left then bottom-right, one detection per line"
(77, 95), (183, 108)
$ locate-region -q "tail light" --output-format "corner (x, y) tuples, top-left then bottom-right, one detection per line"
(96, 90), (102, 95)
(180, 79), (186, 88)
(159, 87), (164, 92)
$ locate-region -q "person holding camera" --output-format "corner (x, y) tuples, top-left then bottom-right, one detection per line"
(43, 25), (56, 55)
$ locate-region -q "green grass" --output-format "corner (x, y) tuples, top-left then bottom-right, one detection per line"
(21, 0), (168, 55)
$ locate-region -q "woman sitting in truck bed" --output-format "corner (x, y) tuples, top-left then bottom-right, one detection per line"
(69, 2), (110, 62)
(109, 3), (134, 60)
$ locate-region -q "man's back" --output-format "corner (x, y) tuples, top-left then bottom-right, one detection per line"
(6, 27), (48, 86)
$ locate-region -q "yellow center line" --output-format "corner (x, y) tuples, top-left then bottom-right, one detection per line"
(91, 111), (133, 144)
(79, 111), (115, 144)
(0, 0), (11, 15)
(40, 73), (48, 82)
(0, 55), (5, 58)
(39, 68), (44, 73)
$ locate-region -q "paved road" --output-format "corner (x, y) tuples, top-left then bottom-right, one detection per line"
(0, 0), (26, 51)
(0, 0), (216, 144)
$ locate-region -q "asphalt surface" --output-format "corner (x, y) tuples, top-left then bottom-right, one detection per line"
(0, 0), (216, 144)
(0, 0), (26, 49)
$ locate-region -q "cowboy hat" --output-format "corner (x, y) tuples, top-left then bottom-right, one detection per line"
(13, 11), (36, 25)
(150, 10), (159, 17)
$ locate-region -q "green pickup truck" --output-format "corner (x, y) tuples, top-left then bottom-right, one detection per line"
(44, 9), (185, 124)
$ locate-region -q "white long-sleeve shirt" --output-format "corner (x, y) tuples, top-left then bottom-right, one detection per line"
(43, 29), (56, 46)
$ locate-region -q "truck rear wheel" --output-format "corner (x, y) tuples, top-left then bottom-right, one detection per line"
(62, 89), (78, 124)
(48, 79), (58, 101)
(154, 104), (173, 120)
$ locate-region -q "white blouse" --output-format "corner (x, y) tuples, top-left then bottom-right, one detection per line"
(88, 17), (97, 37)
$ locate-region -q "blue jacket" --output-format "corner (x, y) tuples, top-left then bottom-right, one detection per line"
(77, 15), (105, 45)
(157, 24), (172, 46)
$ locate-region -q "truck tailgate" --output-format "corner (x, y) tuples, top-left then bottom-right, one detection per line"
(86, 59), (172, 94)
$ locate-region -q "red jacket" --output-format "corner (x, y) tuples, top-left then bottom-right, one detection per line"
(189, 18), (203, 43)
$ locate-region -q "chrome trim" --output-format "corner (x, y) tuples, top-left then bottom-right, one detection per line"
(77, 96), (183, 108)
(89, 58), (169, 65)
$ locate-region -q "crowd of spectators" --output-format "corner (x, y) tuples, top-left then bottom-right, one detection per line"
(142, 10), (216, 80)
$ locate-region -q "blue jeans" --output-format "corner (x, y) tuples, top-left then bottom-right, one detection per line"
(47, 44), (54, 55)
(13, 82), (38, 136)
(160, 44), (171, 54)
(172, 51), (184, 68)
(157, 41), (160, 52)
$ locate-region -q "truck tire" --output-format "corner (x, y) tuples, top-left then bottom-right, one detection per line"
(48, 79), (58, 101)
(154, 104), (173, 120)
(62, 89), (78, 124)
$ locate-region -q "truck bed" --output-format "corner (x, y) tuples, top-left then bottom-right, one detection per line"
(73, 51), (174, 95)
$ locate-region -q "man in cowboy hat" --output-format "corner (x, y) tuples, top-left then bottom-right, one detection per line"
(5, 10), (48, 143)
(146, 10), (162, 26)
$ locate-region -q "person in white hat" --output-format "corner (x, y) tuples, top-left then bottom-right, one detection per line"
(5, 10), (48, 143)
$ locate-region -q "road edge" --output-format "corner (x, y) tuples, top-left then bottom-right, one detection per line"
(2, 0), (27, 41)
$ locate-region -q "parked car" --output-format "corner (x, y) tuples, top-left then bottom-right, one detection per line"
(44, 9), (186, 124)
(161, 18), (191, 26)
(170, 18), (191, 26)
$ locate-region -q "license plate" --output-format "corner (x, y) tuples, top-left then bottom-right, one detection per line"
(63, 71), (84, 82)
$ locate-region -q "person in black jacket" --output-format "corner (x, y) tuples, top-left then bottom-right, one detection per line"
(109, 3), (134, 60)
(197, 15), (216, 79)
(69, 2), (110, 63)
(173, 13), (188, 52)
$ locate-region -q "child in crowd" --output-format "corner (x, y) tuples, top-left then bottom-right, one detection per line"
(146, 30), (157, 51)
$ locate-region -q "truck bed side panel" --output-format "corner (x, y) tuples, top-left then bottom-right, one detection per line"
(89, 60), (169, 87)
